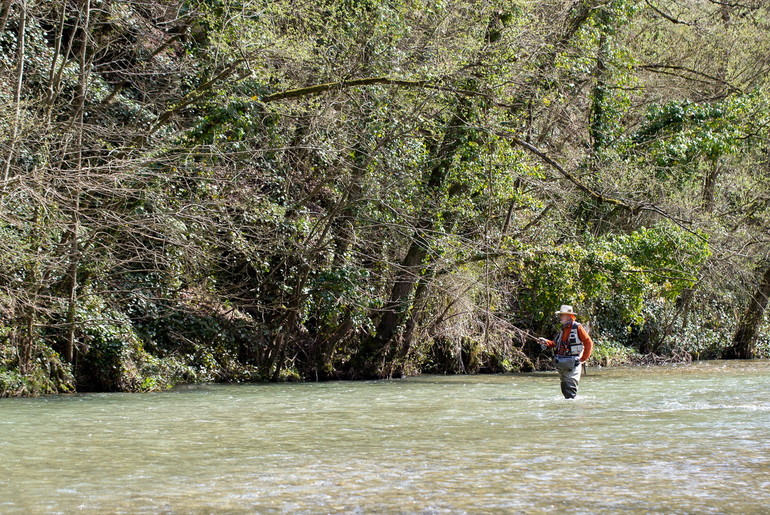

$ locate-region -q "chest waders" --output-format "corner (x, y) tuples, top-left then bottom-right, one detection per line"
(554, 321), (583, 399)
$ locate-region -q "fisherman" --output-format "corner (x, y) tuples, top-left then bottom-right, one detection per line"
(539, 305), (593, 399)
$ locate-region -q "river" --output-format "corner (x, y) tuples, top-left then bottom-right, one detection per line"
(2, 360), (769, 514)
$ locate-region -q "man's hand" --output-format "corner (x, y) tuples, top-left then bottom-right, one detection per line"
(538, 337), (549, 350)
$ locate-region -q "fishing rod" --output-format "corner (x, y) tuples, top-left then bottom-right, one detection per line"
(514, 327), (546, 346)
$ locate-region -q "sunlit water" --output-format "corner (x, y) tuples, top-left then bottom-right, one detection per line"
(2, 361), (769, 514)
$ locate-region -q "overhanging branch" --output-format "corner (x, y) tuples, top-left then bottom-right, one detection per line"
(644, 0), (693, 25)
(499, 131), (707, 242)
(638, 64), (743, 94)
(259, 76), (510, 106)
(133, 58), (246, 147)
(261, 77), (429, 102)
(499, 132), (632, 209)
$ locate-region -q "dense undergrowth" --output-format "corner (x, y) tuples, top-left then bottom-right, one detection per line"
(1, 0), (769, 396)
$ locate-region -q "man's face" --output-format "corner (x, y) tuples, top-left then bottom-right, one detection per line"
(559, 314), (573, 325)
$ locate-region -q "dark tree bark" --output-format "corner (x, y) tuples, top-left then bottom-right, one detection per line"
(589, 8), (610, 155)
(0, 0), (13, 33)
(700, 2), (732, 211)
(355, 104), (472, 374)
(725, 261), (770, 359)
(2, 0), (26, 183)
(64, 0), (91, 364)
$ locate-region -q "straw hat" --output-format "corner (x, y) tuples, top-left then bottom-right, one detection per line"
(554, 305), (577, 316)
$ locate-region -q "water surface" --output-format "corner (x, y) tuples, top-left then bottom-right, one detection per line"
(2, 361), (769, 513)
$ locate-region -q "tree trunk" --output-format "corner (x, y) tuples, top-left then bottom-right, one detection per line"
(589, 17), (609, 154)
(725, 261), (770, 359)
(19, 312), (35, 374)
(360, 104), (472, 367)
(64, 208), (80, 363)
(18, 203), (42, 374)
(64, 0), (91, 364)
(44, 0), (70, 119)
(369, 231), (429, 352)
(317, 312), (354, 378)
(331, 125), (372, 267)
(2, 0), (26, 183)
(0, 0), (13, 33)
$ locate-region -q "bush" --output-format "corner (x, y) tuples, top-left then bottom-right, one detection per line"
(0, 368), (30, 397)
(509, 221), (710, 353)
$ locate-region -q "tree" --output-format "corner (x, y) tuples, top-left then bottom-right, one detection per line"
(726, 260), (770, 359)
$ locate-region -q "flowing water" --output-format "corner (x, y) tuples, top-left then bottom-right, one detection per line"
(2, 361), (769, 514)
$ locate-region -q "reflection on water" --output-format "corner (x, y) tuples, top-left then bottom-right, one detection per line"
(1, 361), (769, 514)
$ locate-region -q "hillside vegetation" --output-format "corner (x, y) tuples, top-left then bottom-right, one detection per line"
(1, 0), (769, 395)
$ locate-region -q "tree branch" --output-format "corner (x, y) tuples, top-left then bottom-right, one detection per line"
(499, 132), (633, 209)
(133, 59), (246, 147)
(644, 0), (693, 25)
(259, 77), (509, 106)
(499, 132), (709, 242)
(638, 64), (743, 94)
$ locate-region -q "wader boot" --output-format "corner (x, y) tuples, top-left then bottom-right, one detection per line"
(557, 362), (582, 399)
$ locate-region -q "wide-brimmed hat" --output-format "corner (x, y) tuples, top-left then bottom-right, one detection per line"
(554, 305), (577, 316)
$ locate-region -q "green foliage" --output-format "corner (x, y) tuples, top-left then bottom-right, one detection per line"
(76, 299), (147, 392)
(2, 0), (770, 394)
(511, 222), (710, 339)
(605, 223), (710, 299)
(588, 338), (638, 366)
(306, 266), (375, 328)
(0, 353), (73, 397)
(0, 368), (30, 397)
(624, 92), (770, 191)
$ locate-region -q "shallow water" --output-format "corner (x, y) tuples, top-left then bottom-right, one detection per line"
(1, 361), (769, 514)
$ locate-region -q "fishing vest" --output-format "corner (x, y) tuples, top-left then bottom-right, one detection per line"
(555, 321), (584, 358)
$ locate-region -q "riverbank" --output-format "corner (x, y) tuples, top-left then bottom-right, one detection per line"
(0, 348), (735, 398)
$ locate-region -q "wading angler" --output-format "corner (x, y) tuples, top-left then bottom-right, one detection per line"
(539, 305), (594, 399)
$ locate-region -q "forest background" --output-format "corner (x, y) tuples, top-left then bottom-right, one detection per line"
(1, 0), (769, 395)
